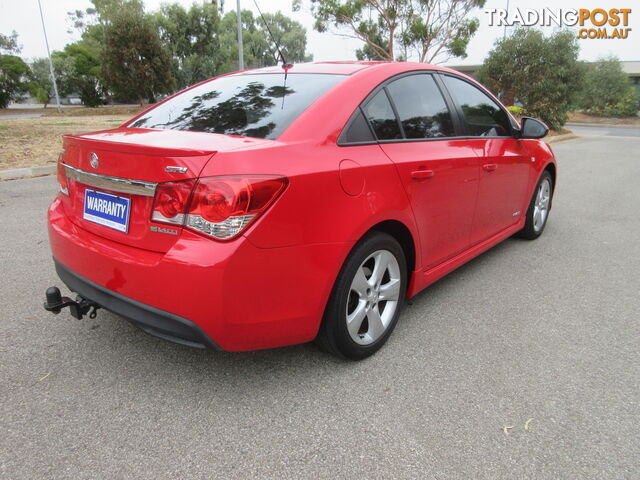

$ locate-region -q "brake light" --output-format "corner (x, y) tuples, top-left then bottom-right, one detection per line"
(57, 155), (68, 196)
(151, 179), (196, 225)
(151, 176), (287, 240)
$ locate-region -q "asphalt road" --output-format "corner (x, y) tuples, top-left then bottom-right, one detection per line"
(2, 129), (639, 479)
(567, 123), (640, 137)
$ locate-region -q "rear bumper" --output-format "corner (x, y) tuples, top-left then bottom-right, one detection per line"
(54, 259), (221, 350)
(48, 196), (349, 351)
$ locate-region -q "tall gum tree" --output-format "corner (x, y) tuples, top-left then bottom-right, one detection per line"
(294, 0), (485, 63)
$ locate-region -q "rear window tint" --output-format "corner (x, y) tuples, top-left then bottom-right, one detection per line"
(363, 90), (401, 140)
(339, 109), (375, 144)
(129, 73), (345, 140)
(386, 74), (454, 139)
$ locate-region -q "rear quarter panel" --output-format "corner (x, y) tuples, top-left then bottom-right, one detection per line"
(199, 141), (419, 254)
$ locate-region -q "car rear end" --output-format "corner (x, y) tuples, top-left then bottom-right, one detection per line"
(47, 69), (352, 351)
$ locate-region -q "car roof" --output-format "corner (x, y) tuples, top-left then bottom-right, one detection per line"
(239, 61), (460, 77)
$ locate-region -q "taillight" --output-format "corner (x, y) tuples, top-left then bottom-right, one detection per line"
(151, 176), (287, 240)
(57, 155), (68, 196)
(151, 180), (196, 225)
(187, 176), (287, 240)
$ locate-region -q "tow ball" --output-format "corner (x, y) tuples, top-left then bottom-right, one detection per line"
(44, 287), (100, 320)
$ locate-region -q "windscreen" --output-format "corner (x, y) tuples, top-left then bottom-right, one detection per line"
(129, 73), (346, 140)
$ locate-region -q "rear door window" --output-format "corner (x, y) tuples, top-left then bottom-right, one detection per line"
(386, 74), (455, 139)
(129, 73), (345, 140)
(442, 75), (511, 137)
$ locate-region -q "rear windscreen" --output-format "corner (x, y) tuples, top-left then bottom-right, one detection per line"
(129, 73), (346, 140)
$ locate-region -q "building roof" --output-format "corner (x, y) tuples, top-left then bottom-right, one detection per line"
(621, 61), (640, 76)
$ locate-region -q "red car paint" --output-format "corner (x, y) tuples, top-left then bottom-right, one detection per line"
(47, 62), (556, 351)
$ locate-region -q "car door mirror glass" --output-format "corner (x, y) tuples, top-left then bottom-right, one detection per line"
(520, 117), (549, 139)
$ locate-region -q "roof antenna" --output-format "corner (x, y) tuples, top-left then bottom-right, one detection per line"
(253, 0), (292, 71)
(253, 0), (292, 109)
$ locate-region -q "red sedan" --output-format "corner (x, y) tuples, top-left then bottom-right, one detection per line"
(45, 62), (556, 359)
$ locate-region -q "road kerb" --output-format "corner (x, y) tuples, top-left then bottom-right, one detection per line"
(566, 122), (640, 129)
(546, 133), (579, 144)
(0, 165), (56, 181)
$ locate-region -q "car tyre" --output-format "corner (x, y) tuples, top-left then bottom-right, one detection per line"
(316, 231), (407, 360)
(518, 170), (554, 240)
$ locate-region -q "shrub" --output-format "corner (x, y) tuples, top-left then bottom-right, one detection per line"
(478, 29), (583, 130)
(507, 105), (524, 116)
(579, 56), (639, 117)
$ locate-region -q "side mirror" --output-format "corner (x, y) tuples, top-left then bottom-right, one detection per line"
(519, 117), (549, 139)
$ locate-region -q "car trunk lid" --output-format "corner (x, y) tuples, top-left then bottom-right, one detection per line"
(58, 128), (268, 252)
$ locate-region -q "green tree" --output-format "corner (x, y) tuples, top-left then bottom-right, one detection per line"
(102, 11), (175, 104)
(260, 12), (313, 65)
(219, 10), (311, 72)
(579, 56), (638, 117)
(0, 31), (28, 108)
(478, 29), (582, 130)
(153, 2), (221, 89)
(219, 10), (267, 71)
(30, 43), (104, 108)
(294, 0), (484, 62)
(0, 55), (30, 108)
(0, 31), (21, 54)
(67, 0), (145, 102)
(28, 58), (55, 107)
(67, 0), (144, 33)
(56, 43), (104, 107)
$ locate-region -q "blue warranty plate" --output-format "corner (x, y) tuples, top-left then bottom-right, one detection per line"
(83, 188), (131, 233)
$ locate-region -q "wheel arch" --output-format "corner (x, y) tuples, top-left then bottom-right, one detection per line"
(365, 219), (417, 276)
(544, 161), (557, 189)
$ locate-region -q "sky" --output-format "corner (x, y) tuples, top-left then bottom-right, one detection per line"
(1, 0), (638, 66)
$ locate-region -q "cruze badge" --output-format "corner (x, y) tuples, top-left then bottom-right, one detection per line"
(150, 225), (179, 235)
(89, 152), (99, 169)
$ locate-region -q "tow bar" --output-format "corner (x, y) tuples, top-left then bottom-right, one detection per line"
(43, 286), (101, 320)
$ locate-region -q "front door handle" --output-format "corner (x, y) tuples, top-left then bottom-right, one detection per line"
(410, 169), (434, 180)
(482, 163), (498, 172)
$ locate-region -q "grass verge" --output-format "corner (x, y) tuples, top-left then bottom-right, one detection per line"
(0, 107), (145, 170)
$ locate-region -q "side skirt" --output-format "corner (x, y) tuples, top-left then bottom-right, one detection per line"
(406, 221), (524, 298)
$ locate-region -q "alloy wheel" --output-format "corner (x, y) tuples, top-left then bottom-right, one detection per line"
(533, 178), (551, 232)
(346, 249), (401, 345)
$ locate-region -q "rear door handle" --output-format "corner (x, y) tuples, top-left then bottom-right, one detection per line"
(482, 163), (498, 172)
(410, 169), (434, 180)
